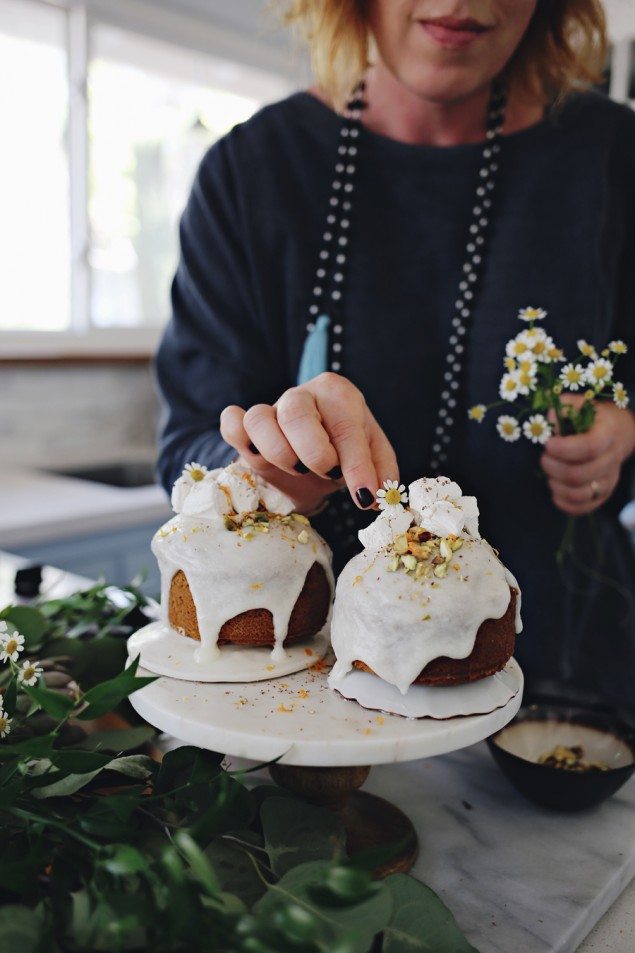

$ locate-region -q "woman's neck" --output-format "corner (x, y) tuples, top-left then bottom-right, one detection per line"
(309, 62), (545, 147)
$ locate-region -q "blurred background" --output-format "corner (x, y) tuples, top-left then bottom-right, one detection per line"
(0, 0), (633, 593)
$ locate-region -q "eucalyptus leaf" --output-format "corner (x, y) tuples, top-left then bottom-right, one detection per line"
(261, 796), (346, 877)
(206, 839), (267, 907)
(255, 860), (392, 953)
(174, 830), (221, 897)
(101, 844), (149, 876)
(21, 682), (76, 720)
(76, 656), (156, 721)
(2, 606), (48, 650)
(106, 755), (154, 780)
(382, 874), (478, 953)
(32, 768), (103, 798)
(72, 724), (155, 752)
(0, 904), (45, 953)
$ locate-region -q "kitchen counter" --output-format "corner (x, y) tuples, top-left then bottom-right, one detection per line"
(0, 467), (171, 550)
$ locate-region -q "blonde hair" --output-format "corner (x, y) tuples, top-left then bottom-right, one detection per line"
(275, 0), (608, 109)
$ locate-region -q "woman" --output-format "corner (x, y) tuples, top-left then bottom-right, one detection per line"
(156, 1), (635, 708)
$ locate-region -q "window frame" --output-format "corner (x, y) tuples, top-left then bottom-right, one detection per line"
(0, 0), (299, 359)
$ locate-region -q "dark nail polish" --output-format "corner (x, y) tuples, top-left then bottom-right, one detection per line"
(294, 461), (310, 474)
(327, 465), (343, 480)
(355, 487), (375, 509)
(248, 442), (259, 455)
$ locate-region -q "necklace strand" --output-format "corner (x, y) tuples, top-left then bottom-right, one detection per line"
(304, 79), (507, 547)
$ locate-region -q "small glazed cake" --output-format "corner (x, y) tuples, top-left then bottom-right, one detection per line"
(152, 462), (334, 663)
(328, 476), (522, 696)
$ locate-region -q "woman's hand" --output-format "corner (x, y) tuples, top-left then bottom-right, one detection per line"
(541, 397), (635, 515)
(219, 372), (398, 514)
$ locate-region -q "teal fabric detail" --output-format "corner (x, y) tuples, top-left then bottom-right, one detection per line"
(297, 313), (330, 384)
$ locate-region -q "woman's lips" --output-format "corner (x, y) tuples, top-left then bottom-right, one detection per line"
(419, 16), (491, 49)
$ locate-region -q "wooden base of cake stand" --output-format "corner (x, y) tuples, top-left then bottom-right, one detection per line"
(269, 763), (418, 878)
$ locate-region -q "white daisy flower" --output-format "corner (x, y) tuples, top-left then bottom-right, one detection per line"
(560, 363), (585, 391)
(518, 306), (547, 322)
(183, 462), (209, 483)
(523, 414), (552, 445)
(497, 415), (521, 442)
(577, 339), (597, 359)
(521, 327), (547, 343)
(529, 334), (556, 362)
(499, 372), (520, 402)
(613, 382), (629, 409)
(0, 631), (25, 663)
(608, 340), (628, 355)
(17, 660), (43, 687)
(505, 335), (532, 360)
(515, 366), (538, 395)
(376, 480), (408, 509)
(585, 358), (613, 387)
(503, 356), (517, 371)
(468, 405), (487, 423)
(0, 708), (11, 739)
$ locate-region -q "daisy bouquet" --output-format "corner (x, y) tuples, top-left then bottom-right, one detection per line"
(468, 306), (629, 444)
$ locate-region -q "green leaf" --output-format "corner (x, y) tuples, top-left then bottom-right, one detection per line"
(261, 796), (346, 877)
(206, 839), (267, 908)
(101, 844), (148, 876)
(72, 725), (155, 752)
(2, 675), (17, 717)
(106, 755), (153, 779)
(0, 734), (54, 761)
(50, 750), (117, 774)
(154, 745), (223, 795)
(1, 606), (48, 650)
(32, 769), (103, 798)
(255, 860), (392, 953)
(21, 683), (76, 720)
(382, 873), (478, 953)
(0, 904), (45, 953)
(174, 830), (220, 897)
(76, 656), (157, 721)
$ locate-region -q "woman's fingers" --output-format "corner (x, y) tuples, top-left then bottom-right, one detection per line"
(220, 375), (400, 511)
(545, 428), (614, 465)
(309, 374), (381, 508)
(540, 446), (617, 487)
(242, 404), (303, 475)
(367, 410), (399, 486)
(275, 388), (340, 476)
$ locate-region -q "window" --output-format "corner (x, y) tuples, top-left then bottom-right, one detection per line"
(0, 0), (293, 350)
(0, 0), (70, 332)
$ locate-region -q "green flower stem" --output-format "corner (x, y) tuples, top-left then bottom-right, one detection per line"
(10, 806), (102, 851)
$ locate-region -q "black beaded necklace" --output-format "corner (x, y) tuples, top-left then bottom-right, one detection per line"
(301, 78), (507, 479)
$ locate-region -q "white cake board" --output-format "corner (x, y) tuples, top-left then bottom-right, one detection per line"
(333, 661), (520, 720)
(127, 620), (329, 683)
(127, 653), (523, 767)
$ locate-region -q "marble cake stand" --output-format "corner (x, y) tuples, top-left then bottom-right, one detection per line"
(129, 654), (523, 876)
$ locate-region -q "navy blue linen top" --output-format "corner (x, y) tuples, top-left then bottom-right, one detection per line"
(156, 90), (635, 707)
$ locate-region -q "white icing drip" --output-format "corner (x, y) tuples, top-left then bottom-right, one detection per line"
(328, 537), (521, 695)
(152, 514), (334, 663)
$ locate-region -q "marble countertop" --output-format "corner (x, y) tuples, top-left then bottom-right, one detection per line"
(0, 466), (171, 549)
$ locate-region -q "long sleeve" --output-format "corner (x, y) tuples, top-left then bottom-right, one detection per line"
(155, 133), (288, 492)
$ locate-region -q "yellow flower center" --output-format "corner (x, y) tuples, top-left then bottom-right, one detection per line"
(5, 639), (18, 656)
(532, 341), (546, 355)
(530, 422), (544, 437)
(384, 488), (402, 506)
(504, 379), (517, 392)
(23, 665), (36, 680)
(0, 716), (8, 731)
(592, 365), (608, 380)
(512, 341), (528, 355)
(189, 468), (205, 482)
(519, 371), (534, 386)
(502, 422), (515, 435)
(566, 369), (581, 382)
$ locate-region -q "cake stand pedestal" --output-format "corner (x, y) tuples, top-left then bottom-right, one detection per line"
(128, 655), (523, 877)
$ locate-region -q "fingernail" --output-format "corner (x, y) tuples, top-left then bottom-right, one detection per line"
(355, 487), (375, 508)
(294, 461), (310, 474)
(248, 442), (259, 455)
(327, 465), (342, 480)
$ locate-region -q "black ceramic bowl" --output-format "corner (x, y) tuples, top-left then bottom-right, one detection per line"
(487, 704), (635, 811)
